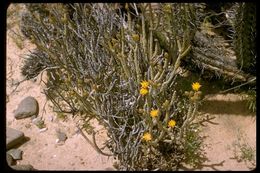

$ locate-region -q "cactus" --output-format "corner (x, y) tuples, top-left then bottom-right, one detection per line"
(20, 3), (209, 170)
(180, 3), (256, 85)
(233, 3), (256, 75)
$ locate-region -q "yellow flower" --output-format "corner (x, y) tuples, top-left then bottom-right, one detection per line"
(168, 120), (176, 128)
(140, 88), (148, 96)
(140, 80), (149, 89)
(192, 82), (201, 91)
(150, 109), (159, 118)
(142, 132), (152, 141)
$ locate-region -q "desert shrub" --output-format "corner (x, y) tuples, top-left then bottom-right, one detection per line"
(21, 50), (49, 79)
(20, 3), (211, 170)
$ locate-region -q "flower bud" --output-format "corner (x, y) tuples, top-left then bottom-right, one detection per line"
(138, 109), (144, 114)
(184, 91), (189, 96)
(162, 100), (170, 109)
(164, 52), (169, 59)
(132, 34), (140, 42)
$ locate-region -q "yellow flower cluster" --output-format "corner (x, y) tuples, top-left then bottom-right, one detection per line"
(142, 132), (152, 141)
(192, 82), (201, 92)
(168, 119), (176, 128)
(150, 109), (159, 118)
(140, 88), (148, 96)
(141, 81), (149, 88)
(140, 80), (149, 96)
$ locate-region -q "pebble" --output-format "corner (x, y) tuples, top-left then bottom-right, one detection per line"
(55, 139), (65, 146)
(32, 117), (45, 129)
(48, 116), (53, 122)
(56, 130), (67, 142)
(39, 127), (48, 133)
(7, 149), (23, 160)
(25, 124), (31, 128)
(32, 117), (41, 124)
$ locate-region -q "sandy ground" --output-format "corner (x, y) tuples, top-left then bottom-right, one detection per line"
(196, 94), (256, 171)
(6, 4), (256, 171)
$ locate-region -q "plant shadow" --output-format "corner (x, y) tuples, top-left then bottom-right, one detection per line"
(199, 100), (255, 116)
(179, 160), (226, 171)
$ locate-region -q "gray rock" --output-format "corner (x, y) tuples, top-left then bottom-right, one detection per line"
(56, 130), (67, 142)
(6, 127), (25, 150)
(6, 153), (15, 166)
(14, 96), (39, 119)
(7, 149), (23, 160)
(11, 164), (36, 170)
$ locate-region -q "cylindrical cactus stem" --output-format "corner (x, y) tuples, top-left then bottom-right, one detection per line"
(134, 44), (141, 84)
(181, 4), (190, 50)
(169, 91), (177, 110)
(172, 36), (191, 77)
(126, 3), (132, 30)
(154, 55), (168, 83)
(177, 38), (182, 53)
(143, 97), (153, 133)
(179, 103), (193, 138)
(148, 27), (154, 63)
(159, 68), (176, 92)
(150, 130), (165, 146)
(180, 45), (191, 58)
(188, 102), (198, 122)
(163, 110), (170, 125)
(151, 40), (159, 61)
(140, 7), (148, 62)
(156, 118), (169, 134)
(118, 53), (131, 80)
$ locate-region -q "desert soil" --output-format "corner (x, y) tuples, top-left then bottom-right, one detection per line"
(6, 4), (256, 171)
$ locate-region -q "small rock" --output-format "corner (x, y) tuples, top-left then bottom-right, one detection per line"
(55, 139), (60, 143)
(32, 117), (41, 124)
(25, 124), (31, 128)
(7, 149), (23, 160)
(56, 130), (67, 142)
(32, 117), (46, 129)
(6, 153), (15, 166)
(56, 140), (65, 146)
(48, 116), (53, 122)
(11, 164), (36, 170)
(39, 127), (48, 133)
(6, 127), (25, 150)
(14, 96), (39, 119)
